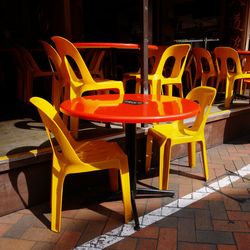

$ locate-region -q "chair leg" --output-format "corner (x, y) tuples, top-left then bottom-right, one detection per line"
(225, 79), (234, 108)
(51, 169), (64, 232)
(158, 139), (167, 190)
(70, 117), (79, 139)
(119, 168), (132, 223)
(188, 142), (196, 167)
(145, 134), (153, 173)
(135, 78), (141, 93)
(200, 140), (209, 181)
(177, 84), (184, 98)
(161, 139), (171, 190)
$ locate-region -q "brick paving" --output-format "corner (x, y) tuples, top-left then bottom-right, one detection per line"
(0, 135), (250, 250)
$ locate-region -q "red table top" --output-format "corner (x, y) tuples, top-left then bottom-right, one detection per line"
(60, 94), (200, 124)
(238, 49), (250, 55)
(74, 42), (158, 50)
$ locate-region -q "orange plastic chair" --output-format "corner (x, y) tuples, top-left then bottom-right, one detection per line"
(183, 51), (195, 93)
(133, 44), (191, 97)
(238, 53), (250, 97)
(51, 36), (125, 137)
(214, 46), (250, 108)
(29, 96), (132, 233)
(192, 47), (217, 87)
(39, 40), (69, 114)
(13, 46), (53, 103)
(145, 86), (216, 190)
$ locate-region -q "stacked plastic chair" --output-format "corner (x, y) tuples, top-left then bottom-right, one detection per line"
(39, 41), (69, 112)
(131, 44), (191, 97)
(13, 46), (53, 103)
(214, 46), (250, 108)
(192, 47), (217, 87)
(122, 46), (166, 93)
(51, 36), (125, 137)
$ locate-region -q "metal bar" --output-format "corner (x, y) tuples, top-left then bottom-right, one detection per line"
(141, 0), (149, 94)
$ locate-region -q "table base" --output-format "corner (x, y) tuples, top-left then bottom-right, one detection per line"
(125, 124), (175, 230)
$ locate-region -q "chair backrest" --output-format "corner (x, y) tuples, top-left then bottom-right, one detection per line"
(183, 51), (195, 91)
(185, 86), (216, 132)
(51, 36), (95, 86)
(148, 46), (167, 74)
(19, 46), (42, 72)
(29, 96), (81, 164)
(192, 47), (217, 87)
(39, 40), (67, 111)
(213, 46), (243, 81)
(40, 40), (63, 82)
(153, 44), (191, 80)
(240, 54), (250, 73)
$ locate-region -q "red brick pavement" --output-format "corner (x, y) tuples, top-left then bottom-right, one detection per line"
(0, 136), (250, 250)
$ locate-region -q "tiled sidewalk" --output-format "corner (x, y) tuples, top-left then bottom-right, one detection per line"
(0, 136), (250, 250)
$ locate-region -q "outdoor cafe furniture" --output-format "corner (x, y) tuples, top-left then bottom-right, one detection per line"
(191, 47), (217, 88)
(30, 96), (132, 233)
(128, 44), (191, 97)
(237, 49), (250, 98)
(145, 86), (216, 190)
(60, 93), (200, 230)
(39, 40), (69, 116)
(74, 41), (159, 84)
(122, 46), (166, 93)
(214, 46), (250, 108)
(12, 46), (53, 104)
(51, 36), (125, 138)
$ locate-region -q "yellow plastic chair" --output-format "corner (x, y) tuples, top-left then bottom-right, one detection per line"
(192, 47), (217, 87)
(122, 46), (166, 93)
(29, 96), (132, 233)
(145, 86), (216, 190)
(51, 36), (125, 137)
(214, 46), (250, 108)
(134, 44), (191, 97)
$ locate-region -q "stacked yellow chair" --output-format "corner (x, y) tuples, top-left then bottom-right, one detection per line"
(214, 46), (250, 108)
(122, 46), (166, 93)
(51, 36), (125, 137)
(130, 43), (191, 97)
(145, 86), (216, 190)
(30, 96), (132, 232)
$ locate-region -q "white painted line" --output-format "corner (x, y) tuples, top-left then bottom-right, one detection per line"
(74, 164), (250, 250)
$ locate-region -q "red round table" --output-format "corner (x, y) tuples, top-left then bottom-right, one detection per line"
(74, 42), (158, 50)
(60, 94), (200, 229)
(74, 42), (158, 81)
